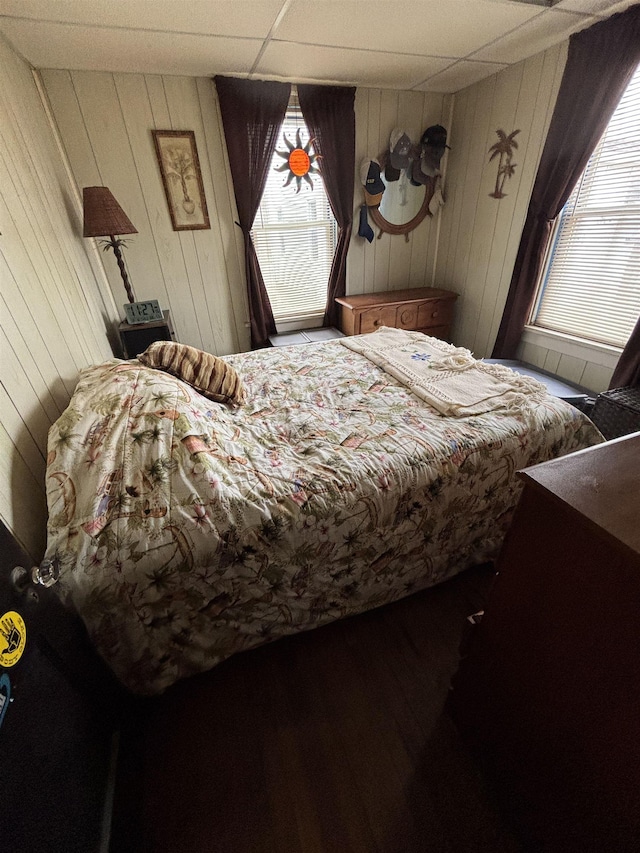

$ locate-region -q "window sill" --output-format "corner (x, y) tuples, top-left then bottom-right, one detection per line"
(275, 314), (324, 334)
(522, 326), (622, 369)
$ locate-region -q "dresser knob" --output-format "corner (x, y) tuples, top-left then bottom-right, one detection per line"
(432, 311), (439, 319)
(374, 319), (382, 326)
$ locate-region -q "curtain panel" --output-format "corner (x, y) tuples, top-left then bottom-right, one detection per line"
(297, 84), (356, 328)
(215, 76), (291, 349)
(492, 4), (640, 368)
(611, 317), (640, 389)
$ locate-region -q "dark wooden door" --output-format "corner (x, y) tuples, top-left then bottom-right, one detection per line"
(0, 521), (123, 852)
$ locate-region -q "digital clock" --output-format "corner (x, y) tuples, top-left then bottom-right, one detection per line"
(123, 300), (164, 325)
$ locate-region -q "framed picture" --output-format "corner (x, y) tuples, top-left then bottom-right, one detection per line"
(152, 130), (210, 231)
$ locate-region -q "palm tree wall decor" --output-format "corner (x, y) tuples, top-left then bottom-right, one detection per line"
(488, 129), (520, 199)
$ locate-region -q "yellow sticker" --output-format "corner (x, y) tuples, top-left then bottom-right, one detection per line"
(0, 611), (27, 668)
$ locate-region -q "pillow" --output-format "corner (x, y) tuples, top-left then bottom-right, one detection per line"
(138, 341), (246, 405)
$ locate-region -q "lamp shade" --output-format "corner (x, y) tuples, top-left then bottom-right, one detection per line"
(83, 186), (137, 238)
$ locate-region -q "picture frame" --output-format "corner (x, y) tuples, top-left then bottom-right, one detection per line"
(152, 129), (210, 231)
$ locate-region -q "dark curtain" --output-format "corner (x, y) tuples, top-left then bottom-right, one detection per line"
(610, 318), (640, 388)
(297, 84), (356, 328)
(215, 76), (291, 349)
(492, 4), (640, 359)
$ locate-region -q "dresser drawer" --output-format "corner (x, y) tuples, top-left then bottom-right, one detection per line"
(417, 299), (454, 330)
(358, 305), (398, 334)
(397, 303), (420, 330)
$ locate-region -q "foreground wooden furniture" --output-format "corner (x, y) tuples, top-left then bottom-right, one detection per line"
(335, 287), (457, 340)
(449, 434), (640, 852)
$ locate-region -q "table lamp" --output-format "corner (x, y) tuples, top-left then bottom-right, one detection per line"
(83, 186), (138, 303)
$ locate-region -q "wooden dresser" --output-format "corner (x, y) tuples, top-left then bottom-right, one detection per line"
(449, 434), (640, 852)
(335, 287), (457, 339)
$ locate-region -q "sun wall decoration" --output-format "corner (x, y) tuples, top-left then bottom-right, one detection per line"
(275, 129), (320, 192)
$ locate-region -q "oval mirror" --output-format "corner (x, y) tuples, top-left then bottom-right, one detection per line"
(368, 172), (434, 238)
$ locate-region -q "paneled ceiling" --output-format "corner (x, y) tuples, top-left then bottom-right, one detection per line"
(0, 0), (635, 93)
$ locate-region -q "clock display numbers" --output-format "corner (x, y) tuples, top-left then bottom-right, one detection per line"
(124, 300), (163, 325)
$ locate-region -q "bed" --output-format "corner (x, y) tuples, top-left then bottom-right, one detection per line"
(44, 329), (603, 694)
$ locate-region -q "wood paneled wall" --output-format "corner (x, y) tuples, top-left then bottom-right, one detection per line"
(0, 36), (113, 560)
(434, 42), (619, 391)
(348, 88), (452, 296)
(435, 40), (618, 391)
(42, 69), (250, 355)
(436, 43), (568, 360)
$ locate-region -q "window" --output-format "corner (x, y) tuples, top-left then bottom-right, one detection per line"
(252, 92), (336, 327)
(531, 63), (640, 349)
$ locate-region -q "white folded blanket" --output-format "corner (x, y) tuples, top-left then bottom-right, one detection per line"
(340, 327), (547, 417)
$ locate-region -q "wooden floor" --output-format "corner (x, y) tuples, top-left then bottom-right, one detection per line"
(111, 565), (522, 853)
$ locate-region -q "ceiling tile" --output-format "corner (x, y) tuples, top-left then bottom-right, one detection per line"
(0, 0), (285, 39)
(0, 0), (634, 89)
(0, 19), (261, 75)
(256, 40), (452, 89)
(413, 60), (507, 94)
(554, 0), (636, 15)
(470, 9), (591, 63)
(275, 0), (543, 58)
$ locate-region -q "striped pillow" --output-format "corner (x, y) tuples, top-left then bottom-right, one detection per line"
(138, 342), (246, 405)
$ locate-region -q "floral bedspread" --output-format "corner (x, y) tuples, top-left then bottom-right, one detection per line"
(45, 339), (603, 694)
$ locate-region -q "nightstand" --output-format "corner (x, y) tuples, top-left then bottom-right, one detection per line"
(335, 287), (457, 340)
(118, 310), (176, 358)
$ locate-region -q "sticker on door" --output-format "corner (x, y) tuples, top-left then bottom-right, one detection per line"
(0, 611), (26, 668)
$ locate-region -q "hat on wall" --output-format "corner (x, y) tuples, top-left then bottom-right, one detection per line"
(389, 128), (412, 169)
(421, 125), (449, 149)
(420, 125), (450, 176)
(360, 158), (385, 206)
(410, 158), (431, 185)
(385, 159), (401, 182)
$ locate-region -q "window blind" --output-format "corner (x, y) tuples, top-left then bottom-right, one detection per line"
(533, 63), (640, 348)
(252, 97), (336, 324)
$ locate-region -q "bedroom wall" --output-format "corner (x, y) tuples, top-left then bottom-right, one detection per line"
(0, 35), (114, 560)
(349, 87), (453, 296)
(41, 70), (452, 347)
(41, 70), (249, 355)
(436, 42), (566, 359)
(437, 41), (617, 391)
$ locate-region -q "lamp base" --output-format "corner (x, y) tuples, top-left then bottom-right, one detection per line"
(105, 236), (135, 303)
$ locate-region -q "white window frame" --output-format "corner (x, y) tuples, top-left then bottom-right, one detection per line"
(252, 91), (337, 333)
(524, 215), (622, 367)
(528, 63), (640, 361)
